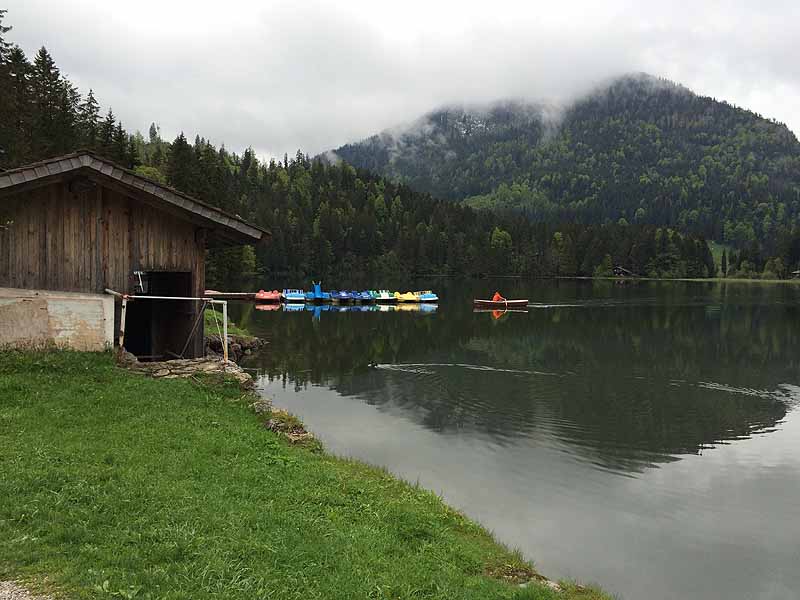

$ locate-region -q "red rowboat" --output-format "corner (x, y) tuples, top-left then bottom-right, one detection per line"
(255, 289), (281, 303)
(473, 298), (529, 309)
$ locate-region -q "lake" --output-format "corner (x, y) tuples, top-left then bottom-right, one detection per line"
(236, 280), (800, 600)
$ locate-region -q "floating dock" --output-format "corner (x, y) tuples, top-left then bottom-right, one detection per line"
(203, 291), (257, 301)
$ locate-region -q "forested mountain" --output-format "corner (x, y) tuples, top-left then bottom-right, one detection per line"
(333, 75), (800, 253)
(0, 11), (723, 285)
(0, 11), (794, 283)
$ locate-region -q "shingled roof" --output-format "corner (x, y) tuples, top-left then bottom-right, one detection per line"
(0, 151), (268, 246)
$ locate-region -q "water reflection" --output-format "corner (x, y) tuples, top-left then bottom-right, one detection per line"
(239, 280), (800, 599)
(240, 281), (798, 473)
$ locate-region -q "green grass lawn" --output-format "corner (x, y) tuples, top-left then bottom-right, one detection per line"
(0, 351), (610, 600)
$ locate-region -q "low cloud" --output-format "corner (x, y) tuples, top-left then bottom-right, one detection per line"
(5, 0), (799, 158)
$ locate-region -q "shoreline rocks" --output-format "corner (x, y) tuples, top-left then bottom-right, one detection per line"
(205, 334), (265, 363)
(118, 352), (254, 389)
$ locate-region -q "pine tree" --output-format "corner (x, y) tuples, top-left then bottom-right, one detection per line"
(30, 47), (63, 158)
(721, 249), (728, 277)
(0, 9), (14, 167)
(166, 133), (196, 194)
(126, 136), (140, 169)
(113, 120), (127, 163)
(98, 109), (116, 157)
(148, 122), (160, 144)
(2, 46), (32, 166)
(53, 78), (79, 154)
(78, 89), (100, 149)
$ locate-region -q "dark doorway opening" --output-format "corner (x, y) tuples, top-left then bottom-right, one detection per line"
(123, 271), (201, 360)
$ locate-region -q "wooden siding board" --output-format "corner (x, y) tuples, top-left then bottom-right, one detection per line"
(26, 191), (36, 287)
(0, 179), (205, 303)
(61, 187), (69, 290)
(40, 191), (48, 288)
(93, 186), (102, 292)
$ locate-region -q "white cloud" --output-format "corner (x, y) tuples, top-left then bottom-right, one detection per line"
(5, 0), (799, 158)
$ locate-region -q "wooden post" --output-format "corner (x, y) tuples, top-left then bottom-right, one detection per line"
(222, 301), (229, 363)
(119, 296), (128, 349)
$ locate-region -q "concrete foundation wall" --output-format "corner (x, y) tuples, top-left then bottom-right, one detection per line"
(0, 288), (114, 351)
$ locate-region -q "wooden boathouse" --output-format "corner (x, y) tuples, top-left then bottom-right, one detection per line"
(0, 151), (267, 358)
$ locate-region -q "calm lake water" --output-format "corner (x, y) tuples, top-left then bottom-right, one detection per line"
(237, 280), (800, 600)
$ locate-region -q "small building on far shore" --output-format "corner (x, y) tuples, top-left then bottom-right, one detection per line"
(613, 265), (638, 278)
(0, 151), (267, 358)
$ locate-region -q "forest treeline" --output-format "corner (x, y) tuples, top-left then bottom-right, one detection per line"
(1, 11), (798, 284)
(335, 75), (800, 263)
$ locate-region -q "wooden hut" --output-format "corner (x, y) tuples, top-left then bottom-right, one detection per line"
(613, 265), (638, 278)
(0, 151), (267, 358)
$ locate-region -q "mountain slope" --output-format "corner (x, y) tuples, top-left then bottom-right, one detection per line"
(333, 75), (800, 246)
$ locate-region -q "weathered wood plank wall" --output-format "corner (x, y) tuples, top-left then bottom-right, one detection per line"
(0, 180), (206, 296)
(1, 179), (208, 357)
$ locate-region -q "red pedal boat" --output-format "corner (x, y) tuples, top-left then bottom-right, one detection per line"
(255, 289), (281, 303)
(473, 298), (529, 309)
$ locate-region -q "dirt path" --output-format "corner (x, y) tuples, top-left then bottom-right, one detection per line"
(0, 582), (53, 600)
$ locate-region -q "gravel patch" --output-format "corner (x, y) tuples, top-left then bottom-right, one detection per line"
(0, 582), (53, 600)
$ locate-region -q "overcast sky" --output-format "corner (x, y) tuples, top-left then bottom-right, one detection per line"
(5, 0), (799, 158)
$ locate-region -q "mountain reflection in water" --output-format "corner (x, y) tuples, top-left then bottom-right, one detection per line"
(237, 280), (800, 600)
(240, 280), (798, 473)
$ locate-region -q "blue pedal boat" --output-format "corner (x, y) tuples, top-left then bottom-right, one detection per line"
(329, 290), (353, 303)
(282, 289), (306, 303)
(305, 282), (331, 303)
(414, 290), (439, 303)
(356, 291), (375, 303)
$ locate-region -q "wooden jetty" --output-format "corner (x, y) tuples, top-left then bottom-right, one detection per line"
(203, 291), (257, 301)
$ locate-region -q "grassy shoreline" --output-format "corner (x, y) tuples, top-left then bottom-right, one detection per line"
(203, 308), (254, 338)
(0, 351), (609, 600)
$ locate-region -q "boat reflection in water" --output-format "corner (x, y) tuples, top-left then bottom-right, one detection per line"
(254, 303), (281, 311)
(305, 304), (332, 321)
(283, 302), (306, 312)
(395, 303), (438, 313)
(473, 307), (529, 320)
(252, 302), (439, 318)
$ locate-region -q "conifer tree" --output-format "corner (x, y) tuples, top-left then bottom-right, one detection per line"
(30, 47), (63, 157)
(113, 120), (128, 163)
(2, 46), (32, 166)
(166, 133), (197, 194)
(78, 89), (100, 149)
(0, 9), (14, 167)
(98, 109), (116, 157)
